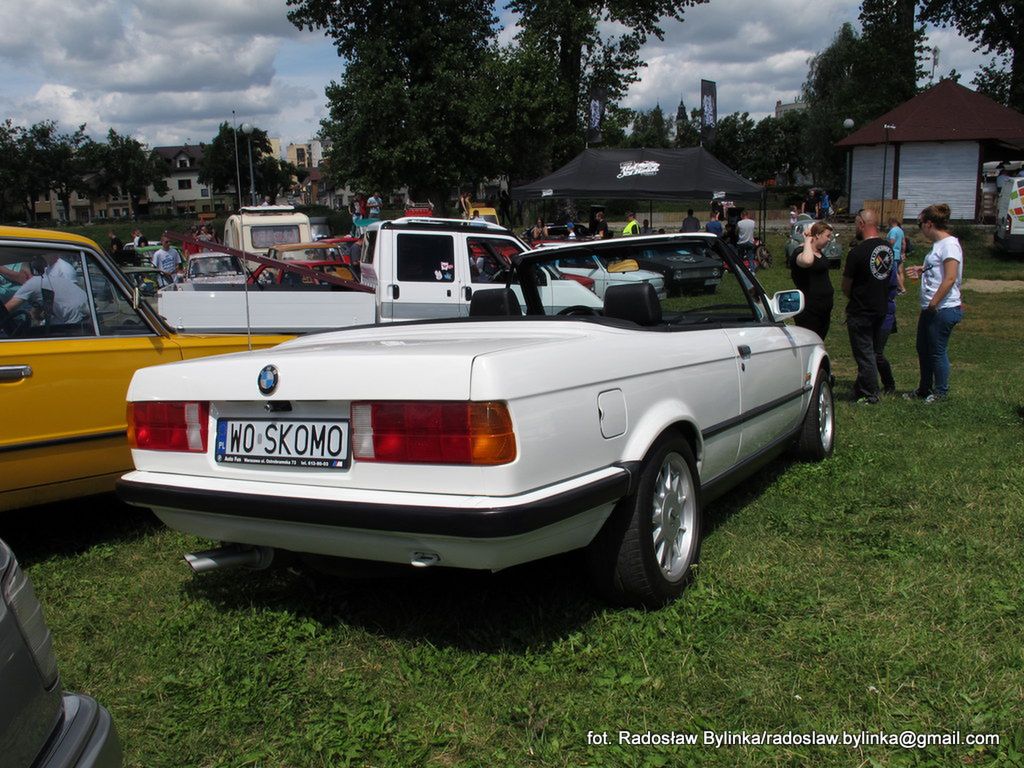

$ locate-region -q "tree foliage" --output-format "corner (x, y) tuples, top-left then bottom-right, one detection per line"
(289, 0), (499, 208)
(624, 105), (672, 148)
(198, 122), (273, 201)
(509, 0), (709, 165)
(673, 101), (701, 148)
(85, 130), (168, 218)
(47, 125), (96, 222)
(918, 0), (1024, 112)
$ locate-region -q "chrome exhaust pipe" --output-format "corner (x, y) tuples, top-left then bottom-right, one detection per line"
(184, 545), (274, 574)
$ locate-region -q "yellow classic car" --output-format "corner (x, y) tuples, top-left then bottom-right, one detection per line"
(0, 226), (289, 511)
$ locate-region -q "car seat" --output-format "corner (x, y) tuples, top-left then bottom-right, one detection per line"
(603, 283), (662, 326)
(469, 288), (522, 317)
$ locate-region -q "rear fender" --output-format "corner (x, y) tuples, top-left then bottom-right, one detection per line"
(621, 401), (704, 477)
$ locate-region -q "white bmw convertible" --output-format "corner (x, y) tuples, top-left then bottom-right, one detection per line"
(118, 232), (835, 607)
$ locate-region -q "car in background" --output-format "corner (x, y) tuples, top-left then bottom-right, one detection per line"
(785, 214), (843, 268)
(590, 235), (725, 296)
(0, 537), (122, 767)
(549, 250), (666, 300)
(0, 226), (290, 512)
(265, 242), (342, 263)
(250, 260), (358, 287)
(186, 253), (247, 284)
(309, 217), (332, 241)
(118, 232), (833, 608)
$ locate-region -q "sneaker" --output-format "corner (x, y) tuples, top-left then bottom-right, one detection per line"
(856, 395), (880, 405)
(923, 393), (946, 404)
(882, 388), (897, 396)
(902, 390), (927, 401)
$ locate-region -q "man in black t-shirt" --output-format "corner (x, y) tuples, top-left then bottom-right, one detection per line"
(842, 209), (894, 403)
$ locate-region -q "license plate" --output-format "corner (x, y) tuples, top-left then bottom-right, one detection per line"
(215, 418), (350, 469)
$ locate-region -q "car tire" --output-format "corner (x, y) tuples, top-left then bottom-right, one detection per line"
(795, 367), (835, 461)
(588, 433), (702, 608)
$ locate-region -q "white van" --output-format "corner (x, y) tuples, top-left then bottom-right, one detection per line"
(222, 206), (312, 257)
(994, 177), (1024, 254)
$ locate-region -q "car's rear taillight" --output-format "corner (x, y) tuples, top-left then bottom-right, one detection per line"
(351, 401), (516, 465)
(127, 401), (209, 452)
(3, 555), (58, 688)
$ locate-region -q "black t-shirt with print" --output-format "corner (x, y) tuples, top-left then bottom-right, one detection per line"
(791, 252), (834, 300)
(843, 236), (894, 318)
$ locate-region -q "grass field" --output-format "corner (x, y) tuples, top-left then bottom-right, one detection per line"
(3, 229), (1024, 767)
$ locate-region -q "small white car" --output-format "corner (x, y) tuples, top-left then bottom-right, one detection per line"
(185, 253), (247, 284)
(548, 250), (666, 299)
(118, 234), (834, 607)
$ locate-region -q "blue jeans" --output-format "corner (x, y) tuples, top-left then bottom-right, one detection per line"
(916, 305), (962, 397)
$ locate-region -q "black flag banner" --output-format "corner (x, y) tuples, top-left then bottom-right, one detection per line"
(586, 85), (607, 144)
(700, 79), (717, 145)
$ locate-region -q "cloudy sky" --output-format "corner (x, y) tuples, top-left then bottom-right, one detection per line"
(0, 0), (991, 154)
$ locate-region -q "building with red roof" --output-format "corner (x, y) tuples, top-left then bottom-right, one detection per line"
(836, 80), (1024, 221)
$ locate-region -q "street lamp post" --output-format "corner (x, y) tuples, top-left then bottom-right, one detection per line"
(843, 118), (854, 205)
(881, 123), (895, 222)
(241, 123), (257, 206)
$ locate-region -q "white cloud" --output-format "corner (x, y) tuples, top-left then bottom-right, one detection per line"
(0, 0), (998, 152)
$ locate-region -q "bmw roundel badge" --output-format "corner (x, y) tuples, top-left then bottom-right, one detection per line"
(258, 365), (279, 395)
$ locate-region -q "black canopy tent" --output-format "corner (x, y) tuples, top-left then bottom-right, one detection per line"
(510, 147), (766, 238)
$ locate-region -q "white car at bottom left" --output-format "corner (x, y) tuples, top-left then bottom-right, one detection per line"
(118, 234), (835, 608)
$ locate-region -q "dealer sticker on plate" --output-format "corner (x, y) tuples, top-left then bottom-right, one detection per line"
(215, 418), (350, 469)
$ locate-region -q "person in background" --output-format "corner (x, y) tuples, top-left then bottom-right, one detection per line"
(470, 209), (487, 225)
(3, 253), (88, 327)
(876, 258), (900, 395)
(841, 209), (894, 404)
(622, 212), (640, 236)
(593, 211), (610, 239)
(566, 221), (577, 239)
(904, 203), (964, 403)
(680, 209), (701, 233)
(735, 210), (756, 271)
(789, 207), (798, 227)
(705, 211), (724, 238)
(529, 217), (548, 241)
(151, 236), (182, 286)
(640, 218), (654, 235)
(820, 189), (832, 219)
(367, 192), (382, 219)
(108, 229), (124, 257)
(995, 163), (1011, 191)
(791, 221), (835, 340)
(886, 216), (906, 293)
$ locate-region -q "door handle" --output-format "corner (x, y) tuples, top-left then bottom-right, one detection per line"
(0, 365), (32, 382)
(389, 284), (400, 299)
(738, 345), (752, 359)
(464, 286), (473, 301)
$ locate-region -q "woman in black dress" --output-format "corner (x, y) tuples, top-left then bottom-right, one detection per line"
(790, 221), (835, 340)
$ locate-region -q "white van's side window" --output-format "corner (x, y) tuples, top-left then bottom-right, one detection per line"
(396, 234), (455, 282)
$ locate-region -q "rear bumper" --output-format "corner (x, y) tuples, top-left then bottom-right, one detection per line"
(117, 466), (634, 571)
(38, 694), (121, 768)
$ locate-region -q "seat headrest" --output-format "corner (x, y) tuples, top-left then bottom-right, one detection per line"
(603, 283), (662, 326)
(469, 288), (522, 317)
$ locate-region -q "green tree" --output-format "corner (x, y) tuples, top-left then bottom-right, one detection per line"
(919, 0), (1024, 112)
(626, 104), (672, 148)
(0, 121), (21, 220)
(801, 23), (867, 188)
(711, 112), (756, 176)
(87, 130), (168, 218)
(10, 121), (59, 223)
(858, 0), (925, 117)
(47, 125), (95, 223)
(198, 122), (274, 202)
(290, 0), (499, 209)
(972, 54), (1012, 105)
(509, 0), (710, 165)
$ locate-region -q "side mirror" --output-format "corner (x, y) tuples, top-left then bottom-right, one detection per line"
(769, 289), (804, 321)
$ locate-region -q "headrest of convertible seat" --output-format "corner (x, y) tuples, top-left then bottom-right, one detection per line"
(603, 282), (662, 326)
(469, 288), (522, 317)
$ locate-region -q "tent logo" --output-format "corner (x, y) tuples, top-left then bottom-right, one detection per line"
(617, 161), (660, 179)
